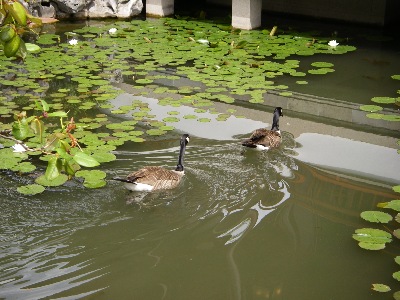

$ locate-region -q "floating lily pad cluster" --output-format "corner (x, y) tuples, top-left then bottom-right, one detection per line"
(0, 17), (359, 193)
(360, 74), (400, 121)
(352, 185), (400, 298)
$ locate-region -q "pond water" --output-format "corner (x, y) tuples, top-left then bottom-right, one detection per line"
(1, 15), (400, 300)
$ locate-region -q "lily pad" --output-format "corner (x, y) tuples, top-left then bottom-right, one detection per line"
(360, 105), (383, 112)
(17, 184), (45, 195)
(352, 228), (392, 250)
(35, 174), (69, 187)
(371, 284), (390, 292)
(385, 200), (400, 212)
(371, 97), (396, 104)
(360, 211), (393, 223)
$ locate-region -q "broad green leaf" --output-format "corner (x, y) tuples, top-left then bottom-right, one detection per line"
(395, 256), (400, 265)
(73, 152), (100, 167)
(353, 228), (392, 250)
(25, 43), (41, 52)
(393, 229), (400, 239)
(371, 283), (390, 292)
(35, 174), (68, 186)
(17, 184), (45, 195)
(394, 291), (400, 300)
(358, 242), (386, 250)
(385, 200), (400, 212)
(394, 271), (400, 282)
(360, 211), (393, 223)
(43, 133), (65, 151)
(47, 111), (69, 118)
(40, 100), (50, 112)
(63, 158), (81, 176)
(12, 119), (30, 140)
(359, 105), (383, 112)
(393, 186), (400, 193)
(45, 156), (61, 181)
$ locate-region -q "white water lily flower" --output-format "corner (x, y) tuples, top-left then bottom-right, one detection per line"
(109, 28), (117, 34)
(328, 40), (339, 48)
(69, 38), (78, 46)
(197, 39), (209, 45)
(12, 143), (27, 153)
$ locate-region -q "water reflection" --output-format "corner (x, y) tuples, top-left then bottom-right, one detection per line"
(1, 128), (397, 299)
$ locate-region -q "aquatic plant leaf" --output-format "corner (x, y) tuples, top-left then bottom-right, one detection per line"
(394, 291), (400, 300)
(25, 43), (41, 53)
(296, 80), (308, 84)
(47, 111), (68, 117)
(393, 271), (400, 282)
(311, 61), (334, 68)
(11, 161), (36, 173)
(360, 211), (393, 223)
(45, 156), (61, 181)
(360, 105), (383, 112)
(91, 152), (116, 163)
(371, 284), (391, 292)
(35, 174), (68, 186)
(382, 115), (400, 122)
(352, 228), (392, 250)
(391, 75), (400, 80)
(12, 119), (30, 140)
(76, 170), (106, 180)
(366, 113), (383, 120)
(17, 184), (45, 195)
(73, 152), (100, 167)
(83, 179), (107, 188)
(393, 186), (400, 193)
(385, 200), (400, 212)
(146, 129), (166, 136)
(358, 241), (386, 250)
(395, 256), (400, 266)
(393, 229), (400, 239)
(371, 97), (396, 104)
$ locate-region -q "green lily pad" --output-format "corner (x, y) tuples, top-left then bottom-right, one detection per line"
(353, 228), (392, 250)
(384, 200), (400, 212)
(17, 184), (45, 195)
(371, 284), (390, 292)
(35, 174), (69, 187)
(371, 97), (396, 104)
(394, 271), (400, 282)
(360, 105), (383, 112)
(360, 211), (393, 223)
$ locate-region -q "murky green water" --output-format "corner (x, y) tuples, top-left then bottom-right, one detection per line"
(1, 105), (399, 299)
(1, 16), (400, 300)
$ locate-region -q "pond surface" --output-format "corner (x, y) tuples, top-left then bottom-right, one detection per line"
(1, 16), (400, 300)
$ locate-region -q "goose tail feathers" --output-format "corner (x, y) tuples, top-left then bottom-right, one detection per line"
(241, 139), (257, 148)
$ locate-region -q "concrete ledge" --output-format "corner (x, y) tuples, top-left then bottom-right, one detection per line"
(146, 4), (173, 16)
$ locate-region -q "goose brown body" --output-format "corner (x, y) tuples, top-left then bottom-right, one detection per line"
(113, 134), (189, 191)
(124, 166), (184, 191)
(242, 128), (282, 149)
(242, 107), (283, 150)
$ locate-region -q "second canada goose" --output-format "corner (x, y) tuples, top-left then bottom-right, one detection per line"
(242, 107), (283, 150)
(113, 134), (190, 191)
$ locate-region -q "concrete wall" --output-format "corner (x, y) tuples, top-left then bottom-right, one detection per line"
(206, 0), (396, 26)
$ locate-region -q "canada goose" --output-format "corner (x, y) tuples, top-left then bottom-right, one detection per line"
(113, 134), (190, 191)
(242, 107), (283, 150)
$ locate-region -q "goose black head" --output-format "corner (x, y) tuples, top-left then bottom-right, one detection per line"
(274, 107), (283, 117)
(181, 133), (190, 145)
